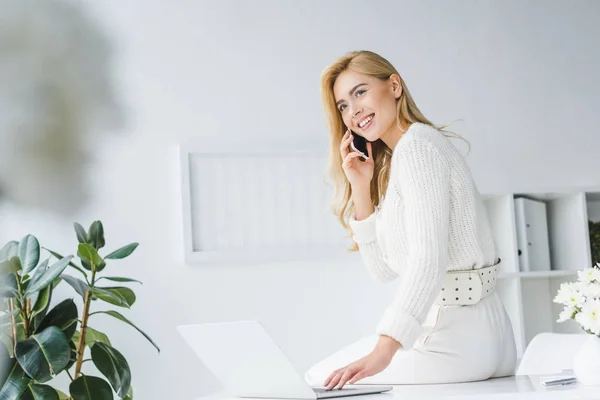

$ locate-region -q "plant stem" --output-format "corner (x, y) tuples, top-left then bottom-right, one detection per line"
(74, 289), (91, 378)
(8, 299), (16, 357)
(23, 298), (31, 338)
(74, 267), (96, 378)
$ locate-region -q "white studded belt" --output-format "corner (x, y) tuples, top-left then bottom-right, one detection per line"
(434, 258), (501, 306)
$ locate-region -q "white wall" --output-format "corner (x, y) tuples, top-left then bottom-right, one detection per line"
(2, 0), (599, 399)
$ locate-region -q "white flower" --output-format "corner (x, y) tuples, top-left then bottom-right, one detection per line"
(0, 0), (123, 216)
(578, 268), (600, 284)
(575, 299), (600, 335)
(583, 282), (600, 300)
(557, 307), (576, 323)
(554, 282), (586, 307)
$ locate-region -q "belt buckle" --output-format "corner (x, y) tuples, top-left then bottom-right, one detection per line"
(466, 270), (484, 305)
(437, 270), (483, 306)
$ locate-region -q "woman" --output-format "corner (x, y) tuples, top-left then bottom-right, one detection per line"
(304, 50), (517, 390)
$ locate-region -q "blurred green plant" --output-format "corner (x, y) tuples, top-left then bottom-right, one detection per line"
(0, 221), (159, 399)
(591, 220), (600, 268)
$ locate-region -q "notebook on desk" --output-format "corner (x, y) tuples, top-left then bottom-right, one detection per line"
(177, 320), (392, 399)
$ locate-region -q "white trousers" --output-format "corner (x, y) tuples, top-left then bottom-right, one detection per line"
(304, 291), (517, 386)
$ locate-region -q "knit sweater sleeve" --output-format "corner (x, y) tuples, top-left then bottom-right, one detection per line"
(376, 138), (451, 349)
(348, 210), (399, 283)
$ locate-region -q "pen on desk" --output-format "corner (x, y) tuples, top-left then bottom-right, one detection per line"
(542, 377), (578, 387)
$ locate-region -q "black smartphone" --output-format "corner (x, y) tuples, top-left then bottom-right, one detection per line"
(350, 130), (369, 160)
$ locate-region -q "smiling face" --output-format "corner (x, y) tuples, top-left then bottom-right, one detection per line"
(333, 69), (403, 144)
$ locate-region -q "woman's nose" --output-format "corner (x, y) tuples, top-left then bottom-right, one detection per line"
(349, 103), (363, 118)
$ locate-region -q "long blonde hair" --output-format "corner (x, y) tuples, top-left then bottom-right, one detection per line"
(320, 50), (470, 252)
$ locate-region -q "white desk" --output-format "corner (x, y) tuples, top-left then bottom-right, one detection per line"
(197, 375), (600, 400)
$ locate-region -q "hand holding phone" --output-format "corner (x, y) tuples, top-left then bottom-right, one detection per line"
(350, 130), (369, 160)
(339, 130), (374, 189)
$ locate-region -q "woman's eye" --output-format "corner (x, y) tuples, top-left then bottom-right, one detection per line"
(338, 89), (366, 112)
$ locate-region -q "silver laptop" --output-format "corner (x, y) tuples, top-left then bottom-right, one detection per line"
(177, 320), (393, 399)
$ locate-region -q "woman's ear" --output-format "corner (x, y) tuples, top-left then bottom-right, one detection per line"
(389, 74), (402, 99)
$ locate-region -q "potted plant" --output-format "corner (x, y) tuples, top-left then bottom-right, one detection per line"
(0, 221), (159, 399)
(554, 263), (600, 385)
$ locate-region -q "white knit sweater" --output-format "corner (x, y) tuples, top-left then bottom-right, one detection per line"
(348, 122), (498, 349)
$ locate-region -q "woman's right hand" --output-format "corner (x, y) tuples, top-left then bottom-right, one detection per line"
(340, 130), (374, 189)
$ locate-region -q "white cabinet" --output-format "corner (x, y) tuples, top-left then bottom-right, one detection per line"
(483, 189), (600, 359)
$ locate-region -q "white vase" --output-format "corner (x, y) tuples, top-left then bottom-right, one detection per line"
(573, 334), (600, 385)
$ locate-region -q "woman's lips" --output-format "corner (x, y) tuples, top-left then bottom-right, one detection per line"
(358, 114), (374, 131)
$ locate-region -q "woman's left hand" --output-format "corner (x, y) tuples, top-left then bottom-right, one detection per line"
(323, 336), (401, 390)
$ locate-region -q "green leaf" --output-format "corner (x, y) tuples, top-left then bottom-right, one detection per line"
(1, 315), (25, 351)
(25, 256), (73, 295)
(23, 258), (48, 305)
(0, 272), (19, 298)
(80, 258), (105, 273)
(20, 383), (59, 400)
(74, 222), (88, 244)
(65, 340), (77, 370)
(80, 258), (92, 272)
(0, 321), (23, 331)
(96, 259), (107, 273)
(2, 313), (26, 342)
(105, 243), (139, 260)
(43, 248), (88, 280)
(78, 244), (103, 269)
(91, 343), (131, 397)
(0, 330), (14, 356)
(87, 221), (105, 250)
(56, 389), (69, 400)
(100, 287), (135, 307)
(36, 298), (78, 340)
(85, 327), (112, 348)
(123, 386), (133, 400)
(0, 241), (18, 262)
(90, 287), (135, 308)
(32, 285), (53, 333)
(0, 359), (29, 399)
(0, 330), (11, 357)
(26, 256), (48, 279)
(72, 327), (111, 350)
(71, 329), (79, 347)
(3, 257), (22, 277)
(14, 326), (71, 383)
(69, 375), (113, 400)
(96, 276), (142, 285)
(0, 309), (20, 324)
(18, 235), (40, 275)
(60, 275), (89, 299)
(0, 257), (20, 276)
(93, 310), (159, 353)
(30, 284), (52, 319)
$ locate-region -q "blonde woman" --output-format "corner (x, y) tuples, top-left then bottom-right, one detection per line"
(304, 50), (517, 390)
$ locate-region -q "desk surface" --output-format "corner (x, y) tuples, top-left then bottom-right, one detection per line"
(198, 375), (600, 400)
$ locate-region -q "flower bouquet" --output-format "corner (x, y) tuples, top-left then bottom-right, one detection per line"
(554, 264), (600, 385)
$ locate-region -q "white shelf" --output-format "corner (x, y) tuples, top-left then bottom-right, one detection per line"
(483, 187), (600, 359)
(498, 270), (578, 279)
